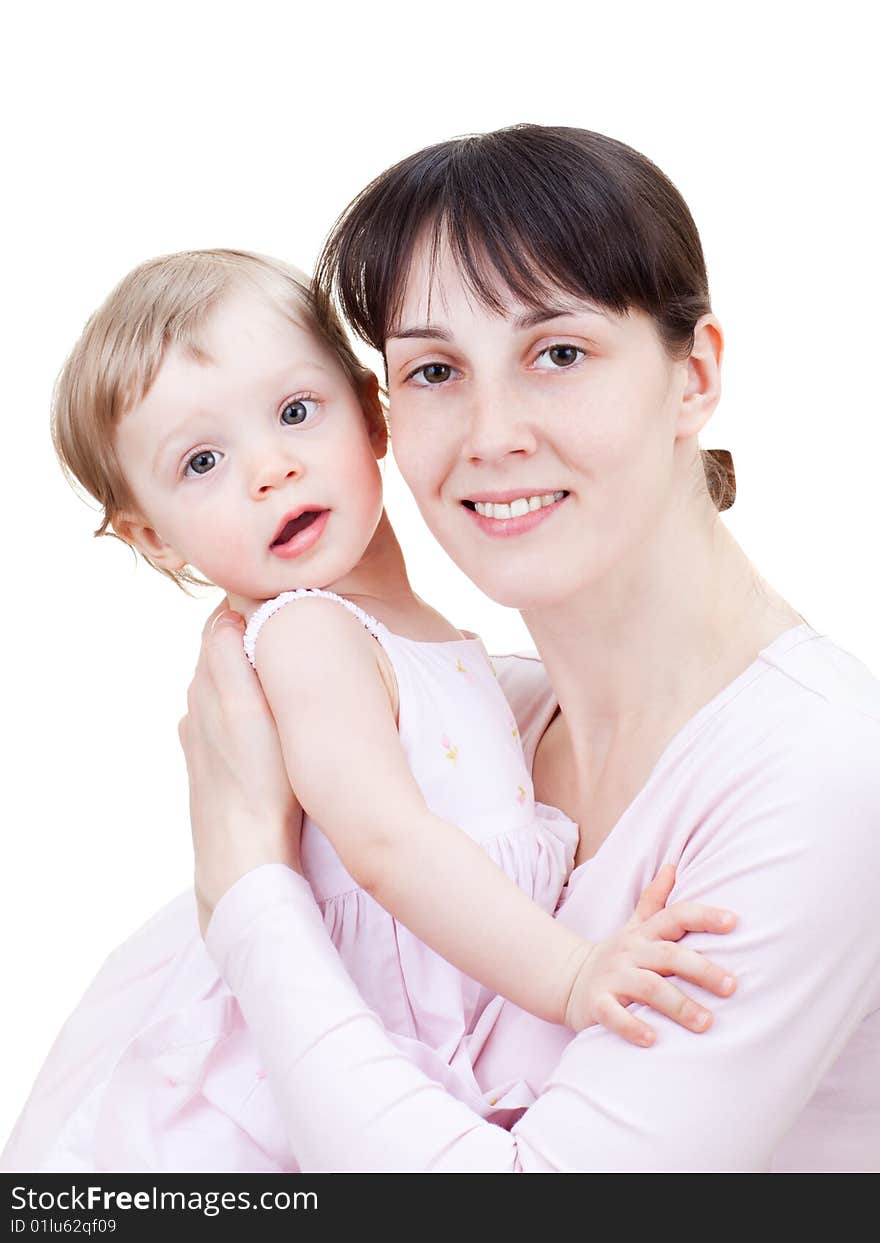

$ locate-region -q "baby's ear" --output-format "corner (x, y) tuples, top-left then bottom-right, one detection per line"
(360, 372), (388, 460)
(114, 513), (185, 572)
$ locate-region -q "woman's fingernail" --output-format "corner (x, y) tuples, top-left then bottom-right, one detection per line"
(211, 610), (242, 633)
(722, 975), (735, 993)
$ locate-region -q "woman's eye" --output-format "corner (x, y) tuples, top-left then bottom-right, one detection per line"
(409, 362), (456, 386)
(534, 344), (585, 369)
(184, 449), (223, 477)
(280, 397), (319, 425)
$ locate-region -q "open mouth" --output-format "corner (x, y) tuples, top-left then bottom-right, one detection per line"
(271, 510), (325, 547)
(461, 491), (568, 520)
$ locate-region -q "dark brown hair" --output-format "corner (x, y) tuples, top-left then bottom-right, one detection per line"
(316, 123), (735, 510)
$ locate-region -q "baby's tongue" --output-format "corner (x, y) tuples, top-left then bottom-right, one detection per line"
(273, 511), (320, 546)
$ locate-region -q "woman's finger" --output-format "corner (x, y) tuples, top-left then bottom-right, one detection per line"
(638, 941), (736, 998)
(201, 611), (252, 691)
(624, 969), (713, 1033)
(631, 863), (676, 923)
(201, 596), (232, 642)
(645, 901), (737, 942)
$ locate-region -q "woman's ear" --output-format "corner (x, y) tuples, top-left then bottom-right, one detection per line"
(676, 314), (724, 440)
(114, 514), (186, 572)
(361, 371), (389, 460)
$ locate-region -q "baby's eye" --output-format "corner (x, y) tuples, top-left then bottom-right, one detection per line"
(185, 449), (223, 477)
(409, 362), (458, 386)
(533, 344), (585, 369)
(280, 397), (319, 425)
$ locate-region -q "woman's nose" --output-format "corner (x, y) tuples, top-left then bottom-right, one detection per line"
(460, 390), (537, 464)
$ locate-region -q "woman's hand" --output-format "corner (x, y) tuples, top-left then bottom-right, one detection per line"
(179, 605), (303, 938)
(564, 865), (737, 1045)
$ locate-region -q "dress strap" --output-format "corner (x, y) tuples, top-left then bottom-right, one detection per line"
(243, 588), (384, 669)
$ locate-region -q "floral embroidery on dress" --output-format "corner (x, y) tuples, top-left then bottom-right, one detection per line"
(455, 657), (476, 687)
(441, 734), (459, 763)
(516, 785), (527, 805)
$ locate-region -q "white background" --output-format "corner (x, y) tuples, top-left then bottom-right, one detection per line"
(1, 1), (877, 1143)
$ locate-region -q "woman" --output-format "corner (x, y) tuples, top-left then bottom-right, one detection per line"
(183, 125), (880, 1172)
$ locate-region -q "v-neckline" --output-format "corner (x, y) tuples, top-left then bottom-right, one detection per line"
(525, 623), (820, 889)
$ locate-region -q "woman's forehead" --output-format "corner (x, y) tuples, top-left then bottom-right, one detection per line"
(390, 245), (616, 341)
(390, 234), (611, 338)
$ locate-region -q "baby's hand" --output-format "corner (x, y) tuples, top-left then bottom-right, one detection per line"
(564, 865), (737, 1046)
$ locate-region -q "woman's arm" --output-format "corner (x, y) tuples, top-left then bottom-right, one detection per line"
(186, 617), (880, 1169)
(250, 596), (732, 1039)
(206, 714), (880, 1172)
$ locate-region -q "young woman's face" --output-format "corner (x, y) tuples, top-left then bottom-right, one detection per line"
(114, 287), (386, 602)
(385, 240), (698, 611)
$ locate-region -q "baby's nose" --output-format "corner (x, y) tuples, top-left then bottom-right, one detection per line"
(252, 458), (299, 497)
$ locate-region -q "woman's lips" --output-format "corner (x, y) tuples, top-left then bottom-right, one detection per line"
(462, 491), (569, 537)
(269, 509), (329, 558)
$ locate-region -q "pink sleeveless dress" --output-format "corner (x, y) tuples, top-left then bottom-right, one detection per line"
(3, 591), (576, 1173)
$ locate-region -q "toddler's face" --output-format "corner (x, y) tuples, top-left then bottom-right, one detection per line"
(114, 287), (386, 602)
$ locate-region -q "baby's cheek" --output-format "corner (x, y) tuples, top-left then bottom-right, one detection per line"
(345, 454), (384, 517)
(189, 519), (254, 590)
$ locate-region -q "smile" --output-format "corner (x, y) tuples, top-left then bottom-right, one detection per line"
(269, 508), (330, 559)
(461, 491), (569, 537)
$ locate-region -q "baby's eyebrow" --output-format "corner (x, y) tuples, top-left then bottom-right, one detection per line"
(152, 419), (202, 473)
(272, 360), (333, 379)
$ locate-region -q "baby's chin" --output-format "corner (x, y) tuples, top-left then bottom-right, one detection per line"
(222, 582), (321, 620)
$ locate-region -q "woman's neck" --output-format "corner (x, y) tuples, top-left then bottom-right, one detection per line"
(523, 500), (801, 772)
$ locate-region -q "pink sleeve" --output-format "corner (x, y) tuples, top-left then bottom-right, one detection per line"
(206, 865), (526, 1171)
(206, 727), (880, 1172)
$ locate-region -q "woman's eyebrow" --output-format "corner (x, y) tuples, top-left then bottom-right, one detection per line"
(389, 304), (609, 341)
(513, 304), (608, 328)
(387, 325), (451, 342)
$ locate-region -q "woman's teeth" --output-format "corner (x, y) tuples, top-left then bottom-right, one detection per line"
(473, 492), (566, 520)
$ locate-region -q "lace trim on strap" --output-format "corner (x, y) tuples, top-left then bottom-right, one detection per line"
(243, 588), (384, 669)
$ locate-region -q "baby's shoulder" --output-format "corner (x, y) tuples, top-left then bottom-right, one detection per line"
(244, 589), (382, 674)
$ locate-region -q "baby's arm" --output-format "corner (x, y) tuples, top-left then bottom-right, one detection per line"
(255, 598), (732, 1038)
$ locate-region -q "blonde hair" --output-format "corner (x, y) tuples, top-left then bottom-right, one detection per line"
(52, 248), (381, 587)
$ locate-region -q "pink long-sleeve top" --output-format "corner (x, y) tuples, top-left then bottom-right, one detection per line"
(206, 625), (880, 1172)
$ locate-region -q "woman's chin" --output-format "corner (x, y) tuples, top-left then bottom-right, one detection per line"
(470, 567), (578, 614)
